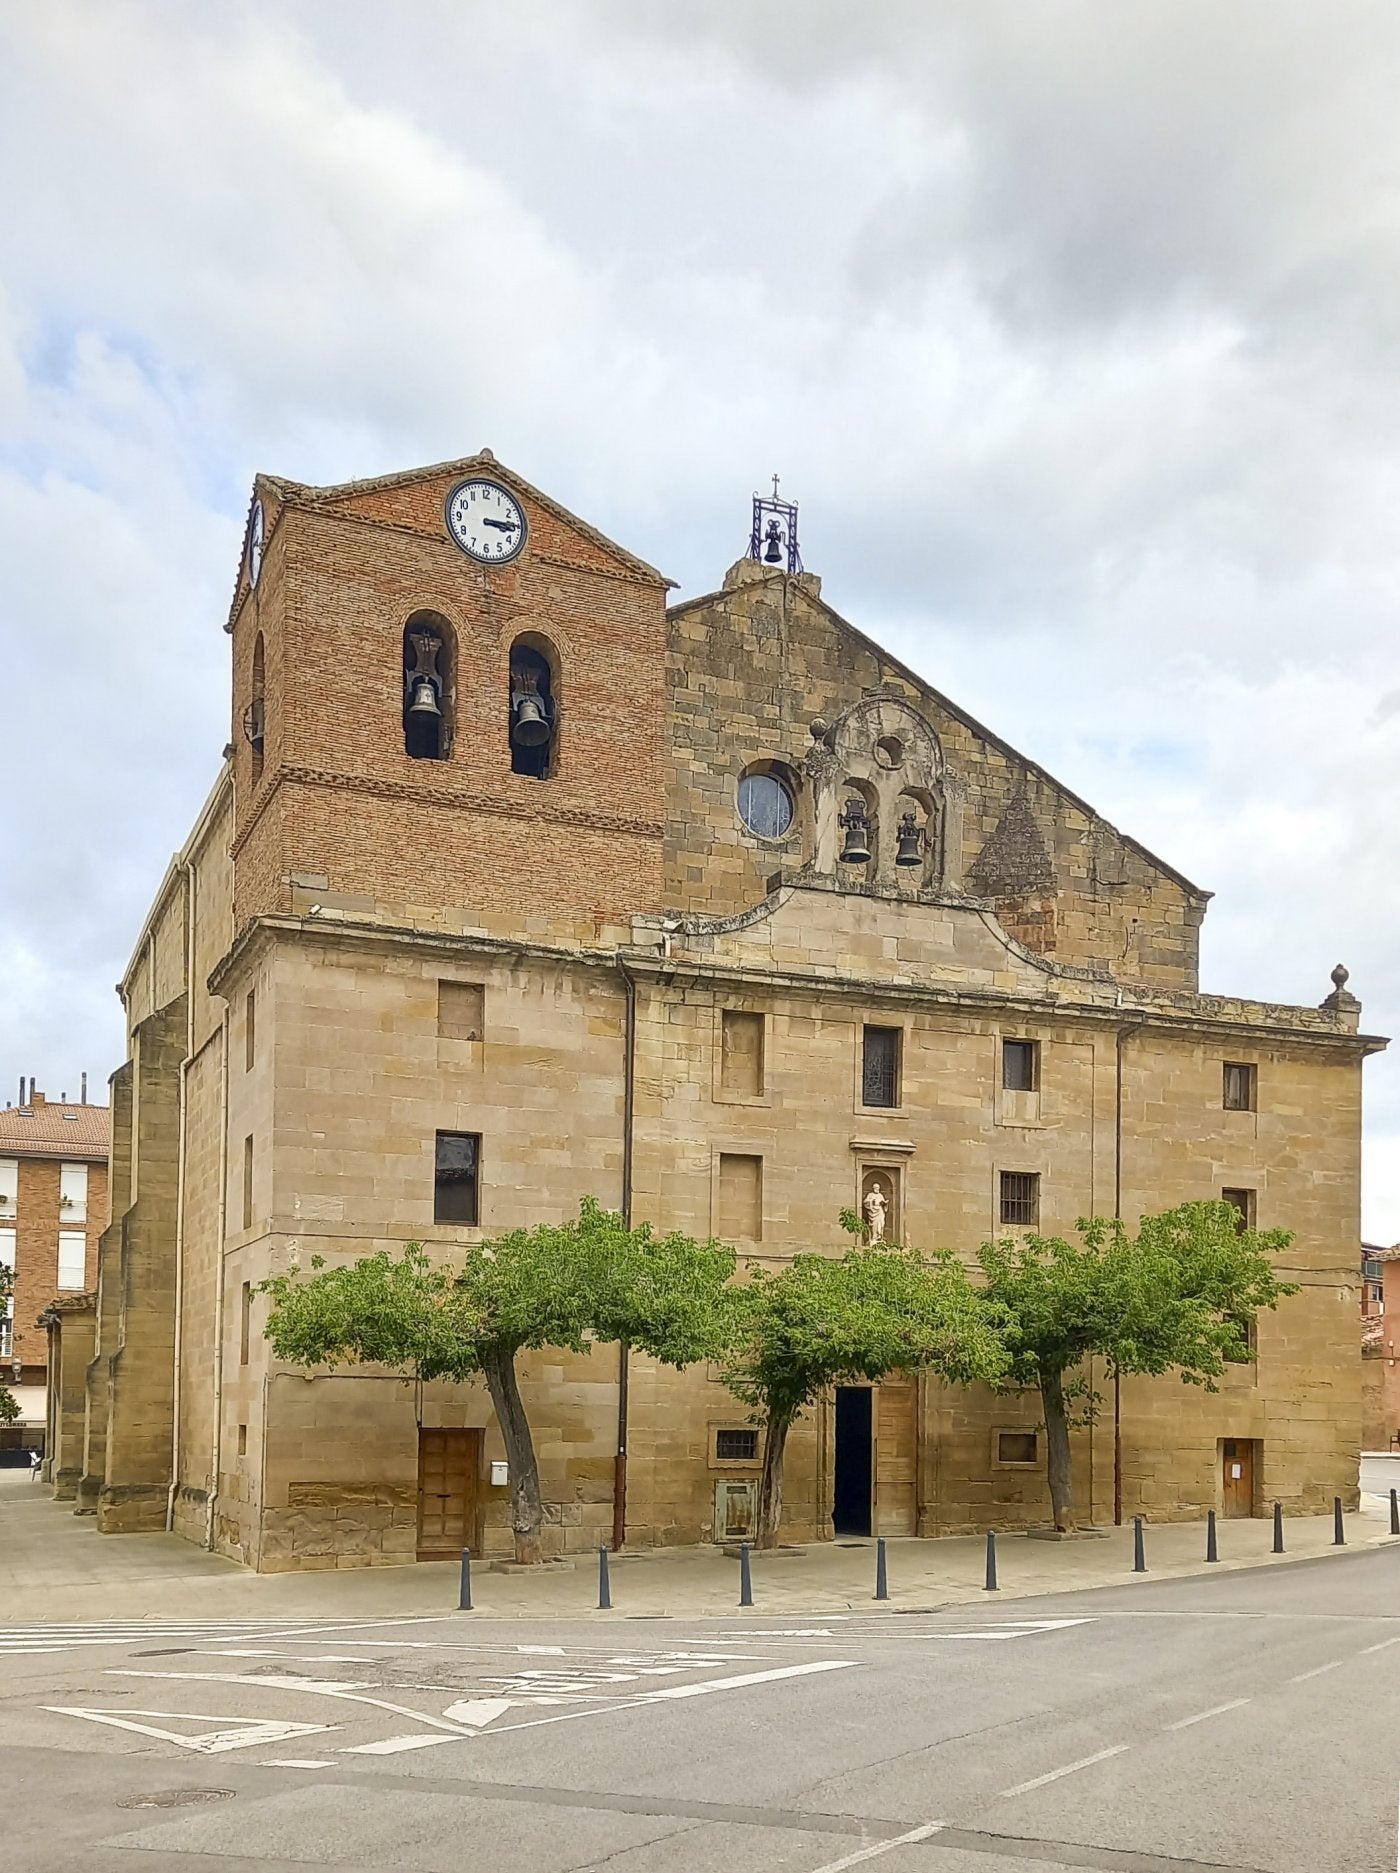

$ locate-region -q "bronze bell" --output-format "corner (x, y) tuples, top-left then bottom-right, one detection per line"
(895, 811), (923, 867)
(838, 797), (872, 865)
(763, 518), (784, 564)
(406, 676), (441, 718)
(511, 693), (551, 747)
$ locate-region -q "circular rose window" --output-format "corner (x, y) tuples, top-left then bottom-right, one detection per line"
(737, 770), (794, 840)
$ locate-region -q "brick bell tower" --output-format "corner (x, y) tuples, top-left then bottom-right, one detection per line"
(224, 453), (673, 945)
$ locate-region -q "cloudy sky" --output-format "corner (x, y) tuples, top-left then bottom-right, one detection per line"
(3, 2), (1399, 1233)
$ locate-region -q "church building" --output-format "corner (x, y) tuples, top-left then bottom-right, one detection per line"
(46, 453), (1378, 1568)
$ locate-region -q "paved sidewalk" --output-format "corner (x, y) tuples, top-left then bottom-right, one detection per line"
(2, 1469), (1395, 1622)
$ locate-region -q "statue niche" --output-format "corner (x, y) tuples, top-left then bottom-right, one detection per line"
(805, 695), (945, 891)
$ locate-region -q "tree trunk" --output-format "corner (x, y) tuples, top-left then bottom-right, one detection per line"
(755, 1412), (793, 1551)
(1040, 1367), (1076, 1533)
(482, 1346), (544, 1564)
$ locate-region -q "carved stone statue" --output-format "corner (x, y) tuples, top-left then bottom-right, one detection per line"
(862, 1184), (887, 1243)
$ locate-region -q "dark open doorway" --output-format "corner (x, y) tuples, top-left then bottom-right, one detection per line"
(833, 1386), (873, 1536)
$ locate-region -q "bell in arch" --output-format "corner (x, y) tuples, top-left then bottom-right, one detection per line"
(763, 518), (784, 564)
(407, 676), (441, 719)
(511, 692), (551, 747)
(838, 796), (872, 865)
(895, 811), (923, 868)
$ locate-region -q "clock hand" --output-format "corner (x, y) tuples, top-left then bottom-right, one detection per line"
(482, 517), (519, 533)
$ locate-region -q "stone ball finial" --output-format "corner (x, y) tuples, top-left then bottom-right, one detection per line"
(1331, 963), (1350, 992)
(809, 717), (829, 742)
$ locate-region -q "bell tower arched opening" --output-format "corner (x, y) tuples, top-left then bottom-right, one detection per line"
(509, 633), (559, 779)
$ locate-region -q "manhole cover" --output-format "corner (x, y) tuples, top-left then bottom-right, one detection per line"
(118, 1790), (235, 1811)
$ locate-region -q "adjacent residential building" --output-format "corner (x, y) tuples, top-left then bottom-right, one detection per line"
(47, 452), (1384, 1567)
(1363, 1246), (1400, 1450)
(0, 1084), (108, 1450)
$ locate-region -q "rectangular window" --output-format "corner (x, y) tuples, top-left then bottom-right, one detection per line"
(999, 1171), (1040, 1227)
(1002, 1040), (1039, 1093)
(1223, 1062), (1256, 1112)
(242, 1135), (254, 1232)
(0, 1225), (14, 1280)
(237, 1424), (248, 1457)
(718, 1153), (763, 1241)
(862, 1026), (901, 1108)
(239, 1281), (251, 1365)
(434, 1131), (481, 1224)
(720, 1010), (765, 1097)
(245, 988), (256, 1073)
(997, 1430), (1038, 1465)
(59, 1162), (88, 1224)
(57, 1230), (87, 1291)
(0, 1158), (16, 1215)
(1226, 1313), (1259, 1362)
(1222, 1187), (1256, 1233)
(714, 1428), (760, 1462)
(0, 1299), (11, 1360)
(438, 981), (485, 1042)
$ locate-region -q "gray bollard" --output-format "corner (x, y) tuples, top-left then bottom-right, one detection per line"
(1206, 1509), (1218, 1563)
(874, 1537), (888, 1601)
(1133, 1515), (1146, 1573)
(984, 1529), (999, 1592)
(1272, 1501), (1284, 1553)
(1333, 1497), (1345, 1546)
(458, 1548), (473, 1611)
(598, 1545), (612, 1609)
(1391, 1488), (1399, 1537)
(739, 1543), (753, 1607)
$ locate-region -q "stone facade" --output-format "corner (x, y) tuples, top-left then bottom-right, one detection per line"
(64, 452), (1383, 1568)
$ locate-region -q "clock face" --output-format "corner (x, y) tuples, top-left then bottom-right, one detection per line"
(445, 479), (528, 564)
(247, 498), (265, 585)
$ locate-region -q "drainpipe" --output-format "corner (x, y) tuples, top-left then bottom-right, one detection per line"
(612, 957), (638, 1553)
(205, 1004), (230, 1551)
(167, 860), (196, 1532)
(1112, 1019), (1145, 1527)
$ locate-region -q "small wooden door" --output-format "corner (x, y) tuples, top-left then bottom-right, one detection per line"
(875, 1381), (918, 1536)
(416, 1428), (481, 1559)
(1222, 1438), (1254, 1519)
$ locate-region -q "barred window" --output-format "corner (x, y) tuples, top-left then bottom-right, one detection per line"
(862, 1026), (901, 1108)
(999, 1171), (1040, 1227)
(715, 1428), (759, 1462)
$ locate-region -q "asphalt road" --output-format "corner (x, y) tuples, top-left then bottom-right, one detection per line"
(0, 1545), (1396, 1873)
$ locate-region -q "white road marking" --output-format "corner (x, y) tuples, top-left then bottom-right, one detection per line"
(1289, 1660), (1347, 1683)
(1163, 1698), (1252, 1731)
(806, 1822), (944, 1871)
(1361, 1637), (1400, 1655)
(116, 1672), (373, 1694)
(633, 1661), (856, 1702)
(1001, 1746), (1129, 1797)
(205, 1651), (376, 1664)
(110, 1672), (476, 1737)
(343, 1734), (459, 1755)
(265, 1759), (336, 1770)
(441, 1698), (515, 1728)
(515, 1645), (565, 1655)
(45, 1707), (337, 1755)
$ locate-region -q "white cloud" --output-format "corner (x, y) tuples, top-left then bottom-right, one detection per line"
(0, 0), (1397, 1236)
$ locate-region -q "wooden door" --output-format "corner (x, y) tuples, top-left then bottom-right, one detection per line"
(875, 1381), (918, 1536)
(1222, 1438), (1254, 1519)
(416, 1428), (481, 1559)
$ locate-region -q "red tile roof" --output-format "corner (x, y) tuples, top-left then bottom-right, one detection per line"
(0, 1096), (109, 1163)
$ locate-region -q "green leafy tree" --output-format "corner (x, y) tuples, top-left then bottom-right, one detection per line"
(720, 1238), (1007, 1549)
(261, 1197), (734, 1563)
(977, 1200), (1298, 1532)
(0, 1389), (19, 1426)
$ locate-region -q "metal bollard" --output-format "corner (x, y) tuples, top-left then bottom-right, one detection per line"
(1133, 1515), (1146, 1573)
(874, 1537), (888, 1601)
(1391, 1488), (1399, 1537)
(458, 1547), (473, 1612)
(1206, 1509), (1218, 1563)
(739, 1543), (753, 1607)
(598, 1545), (612, 1609)
(984, 1529), (999, 1592)
(1272, 1501), (1284, 1553)
(1333, 1497), (1345, 1546)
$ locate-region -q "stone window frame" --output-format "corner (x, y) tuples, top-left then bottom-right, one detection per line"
(713, 1005), (770, 1108)
(1222, 1061), (1258, 1113)
(997, 1168), (1041, 1229)
(709, 1423), (764, 1470)
(735, 758), (803, 850)
(854, 1017), (910, 1117)
(713, 1147), (765, 1244)
(993, 1427), (1040, 1469)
